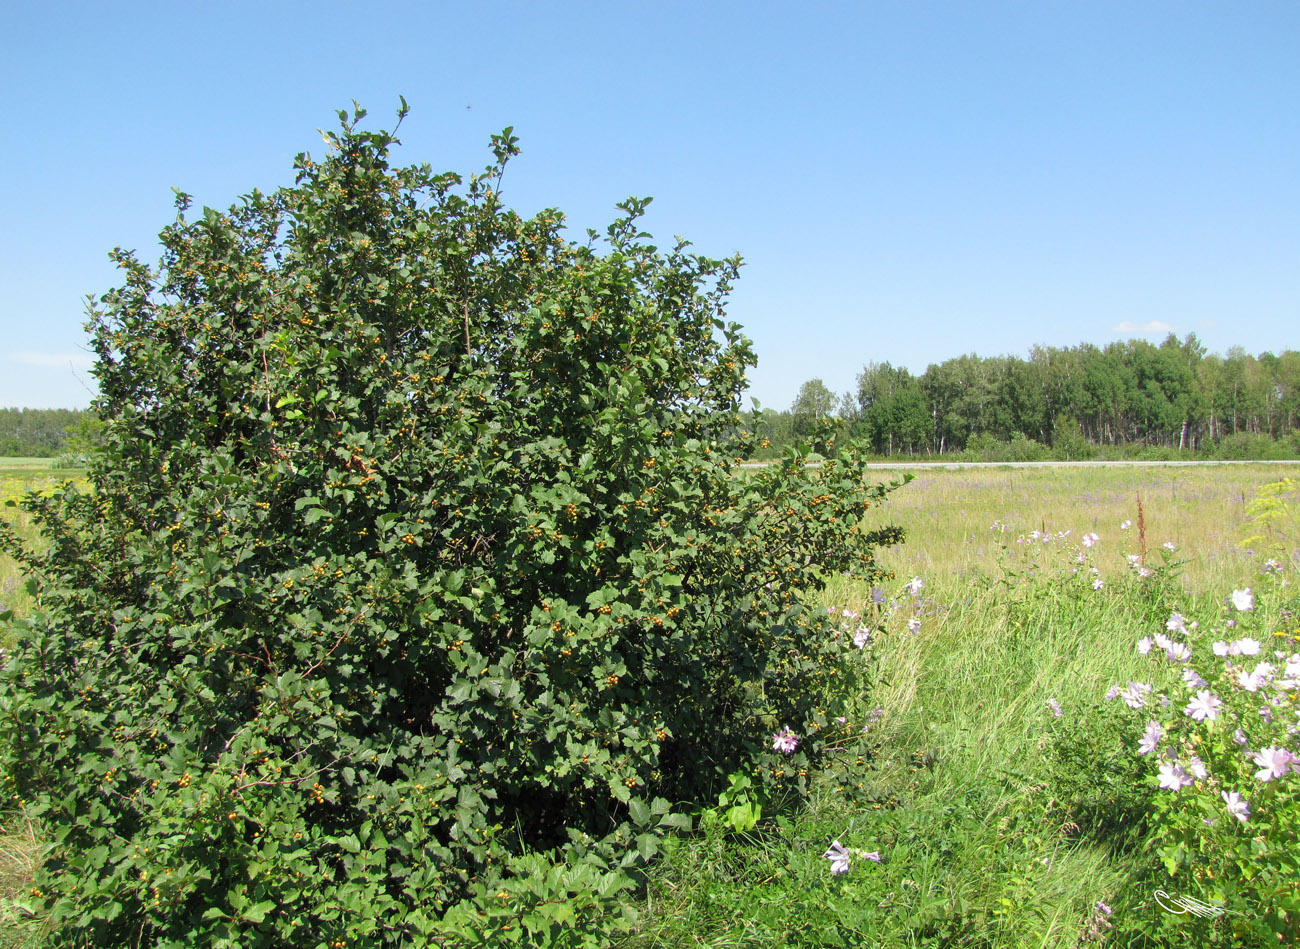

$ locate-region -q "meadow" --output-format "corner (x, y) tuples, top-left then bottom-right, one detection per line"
(2, 462), (1297, 946)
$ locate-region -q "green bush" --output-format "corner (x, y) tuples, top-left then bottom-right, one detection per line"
(0, 103), (903, 946)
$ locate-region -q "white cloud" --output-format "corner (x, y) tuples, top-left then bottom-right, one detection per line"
(1113, 320), (1175, 335)
(8, 351), (95, 369)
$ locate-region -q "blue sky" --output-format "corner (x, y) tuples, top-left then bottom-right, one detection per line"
(2, 1), (1297, 411)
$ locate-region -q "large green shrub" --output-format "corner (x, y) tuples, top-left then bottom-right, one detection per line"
(0, 102), (903, 946)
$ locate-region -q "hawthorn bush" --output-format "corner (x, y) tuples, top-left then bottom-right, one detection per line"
(0, 102), (903, 946)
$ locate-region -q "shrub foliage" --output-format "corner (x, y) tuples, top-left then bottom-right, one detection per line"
(0, 102), (902, 946)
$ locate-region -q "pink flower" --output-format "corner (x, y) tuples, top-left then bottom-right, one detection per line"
(1252, 746), (1295, 782)
(1166, 612), (1187, 635)
(1231, 588), (1255, 612)
(1047, 698), (1062, 718)
(1138, 721), (1163, 755)
(1158, 761), (1193, 791)
(1081, 532), (1099, 548)
(1185, 690), (1222, 722)
(905, 576), (924, 596)
(772, 727), (799, 755)
(1222, 790), (1250, 823)
(852, 627), (871, 649)
(824, 840), (851, 874)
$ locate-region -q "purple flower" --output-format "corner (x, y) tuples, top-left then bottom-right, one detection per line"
(1138, 721), (1163, 755)
(1137, 637), (1155, 655)
(1092, 578), (1105, 591)
(860, 850), (882, 862)
(1182, 668), (1207, 690)
(1262, 558), (1283, 575)
(1252, 746), (1296, 782)
(905, 576), (924, 596)
(906, 618), (922, 635)
(1096, 901), (1112, 917)
(1047, 698), (1063, 718)
(1158, 761), (1193, 791)
(824, 840), (851, 874)
(1222, 790), (1250, 823)
(852, 626), (871, 649)
(772, 727), (799, 755)
(1185, 690), (1222, 722)
(1121, 520), (1132, 530)
(1236, 638), (1262, 656)
(1121, 681), (1152, 709)
(1231, 588), (1255, 612)
(1081, 532), (1100, 548)
(1166, 612), (1187, 635)
(1166, 642), (1191, 663)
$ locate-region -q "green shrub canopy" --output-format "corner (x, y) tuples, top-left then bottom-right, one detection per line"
(1, 102), (903, 946)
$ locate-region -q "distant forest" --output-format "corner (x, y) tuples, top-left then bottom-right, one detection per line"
(748, 334), (1300, 460)
(0, 408), (101, 458)
(5, 335), (1298, 462)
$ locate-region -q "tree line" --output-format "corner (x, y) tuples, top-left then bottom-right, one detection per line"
(0, 407), (102, 458)
(751, 335), (1300, 459)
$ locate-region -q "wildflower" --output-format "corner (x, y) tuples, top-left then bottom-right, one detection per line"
(1126, 554), (1141, 567)
(1262, 558), (1283, 575)
(1137, 637), (1155, 655)
(1213, 641), (1230, 657)
(1222, 790), (1250, 823)
(1121, 681), (1153, 709)
(1165, 642), (1191, 663)
(1105, 684), (1121, 700)
(1187, 756), (1208, 779)
(1252, 746), (1296, 782)
(1081, 532), (1099, 548)
(860, 850), (882, 862)
(1231, 588), (1255, 612)
(1166, 612), (1187, 635)
(1162, 542), (1177, 552)
(1185, 690), (1222, 722)
(1182, 668), (1207, 690)
(904, 576), (924, 596)
(852, 627), (871, 649)
(1235, 638), (1262, 656)
(1158, 760), (1193, 791)
(1138, 567), (1153, 579)
(1121, 520), (1132, 530)
(772, 727), (799, 755)
(1096, 901), (1112, 917)
(906, 618), (921, 635)
(1047, 698), (1062, 718)
(1236, 668), (1267, 693)
(870, 587), (886, 605)
(1232, 728), (1249, 747)
(1092, 578), (1104, 590)
(1138, 721), (1163, 755)
(824, 840), (851, 874)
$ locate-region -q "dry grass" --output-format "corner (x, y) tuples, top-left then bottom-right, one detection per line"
(856, 463), (1290, 595)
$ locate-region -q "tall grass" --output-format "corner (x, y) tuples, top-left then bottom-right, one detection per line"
(627, 464), (1296, 947)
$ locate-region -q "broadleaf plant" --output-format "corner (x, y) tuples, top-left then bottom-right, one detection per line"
(0, 101), (904, 946)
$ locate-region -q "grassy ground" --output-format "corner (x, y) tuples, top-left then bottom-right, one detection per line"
(1, 464), (1295, 946)
(623, 464), (1297, 947)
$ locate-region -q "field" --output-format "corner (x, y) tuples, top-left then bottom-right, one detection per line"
(2, 462), (1297, 946)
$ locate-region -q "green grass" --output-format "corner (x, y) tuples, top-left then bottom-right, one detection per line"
(621, 464), (1298, 947)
